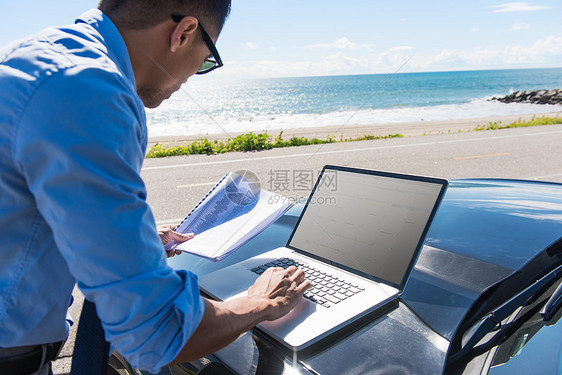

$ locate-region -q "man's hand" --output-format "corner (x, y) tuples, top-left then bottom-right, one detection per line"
(157, 224), (194, 257)
(248, 266), (312, 321)
(169, 266), (311, 364)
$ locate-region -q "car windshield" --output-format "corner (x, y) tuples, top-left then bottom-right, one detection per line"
(488, 317), (562, 374)
(488, 276), (562, 374)
(446, 258), (562, 374)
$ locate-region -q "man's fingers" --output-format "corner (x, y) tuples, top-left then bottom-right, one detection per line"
(284, 265), (298, 275)
(289, 267), (306, 283)
(295, 280), (313, 294)
(273, 266), (309, 288)
(170, 231), (194, 243)
(157, 223), (194, 245)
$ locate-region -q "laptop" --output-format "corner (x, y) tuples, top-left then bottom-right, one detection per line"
(199, 165), (448, 353)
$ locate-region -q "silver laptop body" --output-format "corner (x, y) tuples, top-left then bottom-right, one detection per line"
(199, 165), (448, 352)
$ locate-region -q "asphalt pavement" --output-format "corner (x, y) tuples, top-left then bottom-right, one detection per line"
(142, 123), (562, 225)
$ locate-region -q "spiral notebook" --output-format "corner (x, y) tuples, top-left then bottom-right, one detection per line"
(165, 171), (293, 261)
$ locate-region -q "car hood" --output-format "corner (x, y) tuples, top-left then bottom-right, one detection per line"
(402, 178), (562, 340)
(426, 179), (562, 270)
(169, 178), (562, 375)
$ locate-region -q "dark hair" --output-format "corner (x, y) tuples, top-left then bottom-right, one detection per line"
(98, 0), (231, 33)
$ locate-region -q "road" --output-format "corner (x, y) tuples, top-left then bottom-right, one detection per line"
(142, 124), (562, 225)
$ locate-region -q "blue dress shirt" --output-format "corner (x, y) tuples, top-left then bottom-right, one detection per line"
(0, 9), (204, 373)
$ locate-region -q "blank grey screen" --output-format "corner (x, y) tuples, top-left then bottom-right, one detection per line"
(288, 170), (443, 287)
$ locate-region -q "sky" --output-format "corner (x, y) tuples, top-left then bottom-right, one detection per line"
(1, 1), (561, 79)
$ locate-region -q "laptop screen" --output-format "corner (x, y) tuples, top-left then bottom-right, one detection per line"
(287, 166), (447, 289)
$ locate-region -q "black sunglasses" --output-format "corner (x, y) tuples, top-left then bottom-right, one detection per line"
(171, 14), (223, 75)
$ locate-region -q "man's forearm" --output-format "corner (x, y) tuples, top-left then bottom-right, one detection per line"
(167, 266), (310, 366)
(167, 296), (272, 364)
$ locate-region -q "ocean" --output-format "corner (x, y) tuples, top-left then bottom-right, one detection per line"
(146, 68), (562, 137)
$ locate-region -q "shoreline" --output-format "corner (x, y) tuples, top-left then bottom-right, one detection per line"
(147, 111), (562, 149)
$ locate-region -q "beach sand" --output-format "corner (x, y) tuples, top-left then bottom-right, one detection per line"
(147, 111), (562, 149)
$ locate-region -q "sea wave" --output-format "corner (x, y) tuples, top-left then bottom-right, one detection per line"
(146, 98), (560, 137)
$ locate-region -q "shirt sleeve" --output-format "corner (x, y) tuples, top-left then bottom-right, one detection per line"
(13, 64), (204, 373)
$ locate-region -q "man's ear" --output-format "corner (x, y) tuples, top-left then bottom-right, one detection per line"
(170, 16), (199, 52)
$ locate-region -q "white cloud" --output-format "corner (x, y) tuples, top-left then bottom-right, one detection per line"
(388, 46), (414, 52)
(501, 34), (562, 64)
(318, 51), (369, 73)
(305, 37), (356, 49)
(413, 34), (562, 70)
(491, 2), (551, 13)
(245, 41), (259, 50)
(380, 34), (562, 72)
(219, 35), (562, 78)
(511, 22), (530, 31)
(304, 37), (374, 50)
(472, 28), (480, 32)
(425, 49), (466, 67)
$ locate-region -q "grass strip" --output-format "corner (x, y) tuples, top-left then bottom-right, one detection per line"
(146, 115), (562, 158)
(473, 115), (562, 131)
(146, 131), (403, 158)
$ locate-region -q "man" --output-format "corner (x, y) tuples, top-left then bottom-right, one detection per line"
(0, 1), (310, 374)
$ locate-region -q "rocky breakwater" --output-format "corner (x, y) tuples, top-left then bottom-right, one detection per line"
(491, 89), (562, 105)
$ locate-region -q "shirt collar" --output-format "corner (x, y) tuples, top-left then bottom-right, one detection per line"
(75, 9), (136, 89)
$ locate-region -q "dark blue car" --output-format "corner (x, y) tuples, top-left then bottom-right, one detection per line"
(113, 178), (562, 375)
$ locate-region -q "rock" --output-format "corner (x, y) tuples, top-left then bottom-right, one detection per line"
(490, 89), (562, 105)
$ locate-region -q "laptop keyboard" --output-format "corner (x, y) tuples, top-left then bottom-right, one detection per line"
(251, 258), (364, 308)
